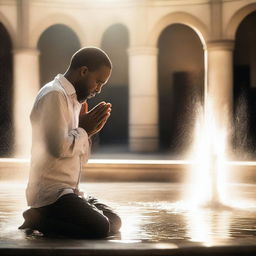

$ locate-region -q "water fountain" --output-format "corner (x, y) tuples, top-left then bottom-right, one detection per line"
(185, 99), (229, 209)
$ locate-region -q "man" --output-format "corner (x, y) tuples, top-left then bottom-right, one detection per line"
(19, 47), (122, 238)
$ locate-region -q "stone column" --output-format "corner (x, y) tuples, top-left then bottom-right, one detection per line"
(206, 40), (234, 131)
(128, 47), (159, 152)
(13, 48), (40, 157)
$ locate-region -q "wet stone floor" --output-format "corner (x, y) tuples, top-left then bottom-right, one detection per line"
(0, 182), (256, 255)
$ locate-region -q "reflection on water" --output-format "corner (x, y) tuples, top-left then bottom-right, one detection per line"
(0, 182), (27, 240)
(185, 208), (231, 245)
(0, 182), (255, 244)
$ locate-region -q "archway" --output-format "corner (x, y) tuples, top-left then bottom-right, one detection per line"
(0, 23), (13, 156)
(90, 24), (129, 151)
(38, 24), (81, 86)
(158, 24), (204, 156)
(233, 11), (256, 159)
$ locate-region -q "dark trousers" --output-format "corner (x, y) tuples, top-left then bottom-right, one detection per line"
(19, 194), (122, 238)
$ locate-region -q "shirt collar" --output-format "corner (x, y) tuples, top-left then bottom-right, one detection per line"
(55, 74), (76, 96)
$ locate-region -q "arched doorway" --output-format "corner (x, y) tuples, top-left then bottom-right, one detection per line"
(158, 24), (204, 157)
(0, 23), (13, 156)
(233, 11), (256, 159)
(90, 24), (129, 151)
(38, 24), (81, 86)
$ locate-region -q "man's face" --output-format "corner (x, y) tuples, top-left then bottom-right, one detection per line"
(75, 65), (111, 103)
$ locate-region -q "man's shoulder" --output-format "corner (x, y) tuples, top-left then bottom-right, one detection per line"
(36, 79), (66, 103)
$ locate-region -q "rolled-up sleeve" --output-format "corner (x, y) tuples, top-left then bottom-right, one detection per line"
(34, 91), (90, 158)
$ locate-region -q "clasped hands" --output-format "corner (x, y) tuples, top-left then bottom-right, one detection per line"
(79, 101), (111, 137)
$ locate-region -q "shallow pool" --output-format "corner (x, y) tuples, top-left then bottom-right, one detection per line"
(0, 181), (255, 246)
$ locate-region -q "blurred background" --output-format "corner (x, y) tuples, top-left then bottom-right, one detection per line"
(0, 1), (256, 248)
(0, 0), (256, 161)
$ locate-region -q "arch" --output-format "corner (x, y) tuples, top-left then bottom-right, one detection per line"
(91, 23), (129, 147)
(38, 24), (81, 86)
(157, 23), (204, 152)
(98, 21), (130, 47)
(148, 12), (208, 48)
(30, 13), (84, 48)
(101, 23), (129, 86)
(225, 3), (256, 39)
(0, 11), (15, 46)
(232, 11), (256, 158)
(0, 23), (13, 156)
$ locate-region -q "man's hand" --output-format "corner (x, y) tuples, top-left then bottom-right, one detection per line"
(79, 101), (111, 137)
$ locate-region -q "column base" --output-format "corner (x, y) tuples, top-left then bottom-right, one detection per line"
(129, 137), (158, 152)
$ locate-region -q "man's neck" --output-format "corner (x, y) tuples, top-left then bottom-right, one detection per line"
(64, 70), (77, 87)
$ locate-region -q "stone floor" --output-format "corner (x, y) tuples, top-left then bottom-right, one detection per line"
(0, 182), (256, 255)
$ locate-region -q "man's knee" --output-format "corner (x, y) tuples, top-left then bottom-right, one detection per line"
(110, 214), (122, 233)
(102, 211), (122, 234)
(84, 214), (110, 238)
(19, 208), (43, 230)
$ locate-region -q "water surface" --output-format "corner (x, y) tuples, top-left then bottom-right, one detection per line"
(0, 182), (255, 246)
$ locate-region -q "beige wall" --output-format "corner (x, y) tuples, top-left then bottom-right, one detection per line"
(0, 0), (254, 52)
(0, 0), (256, 156)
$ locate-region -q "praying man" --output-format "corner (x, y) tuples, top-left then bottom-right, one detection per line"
(19, 47), (122, 238)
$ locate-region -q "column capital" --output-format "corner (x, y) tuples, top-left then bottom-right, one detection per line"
(128, 46), (158, 56)
(13, 48), (40, 56)
(205, 40), (235, 51)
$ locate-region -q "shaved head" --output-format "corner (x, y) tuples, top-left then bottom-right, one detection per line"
(64, 47), (112, 103)
(69, 47), (112, 72)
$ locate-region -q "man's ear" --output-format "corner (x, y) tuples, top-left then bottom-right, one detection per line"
(80, 66), (88, 77)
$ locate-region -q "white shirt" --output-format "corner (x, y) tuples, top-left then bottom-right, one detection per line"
(26, 74), (90, 208)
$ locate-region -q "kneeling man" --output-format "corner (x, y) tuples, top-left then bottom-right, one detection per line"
(19, 47), (121, 238)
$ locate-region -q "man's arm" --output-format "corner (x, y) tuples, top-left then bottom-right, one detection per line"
(35, 91), (89, 158)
